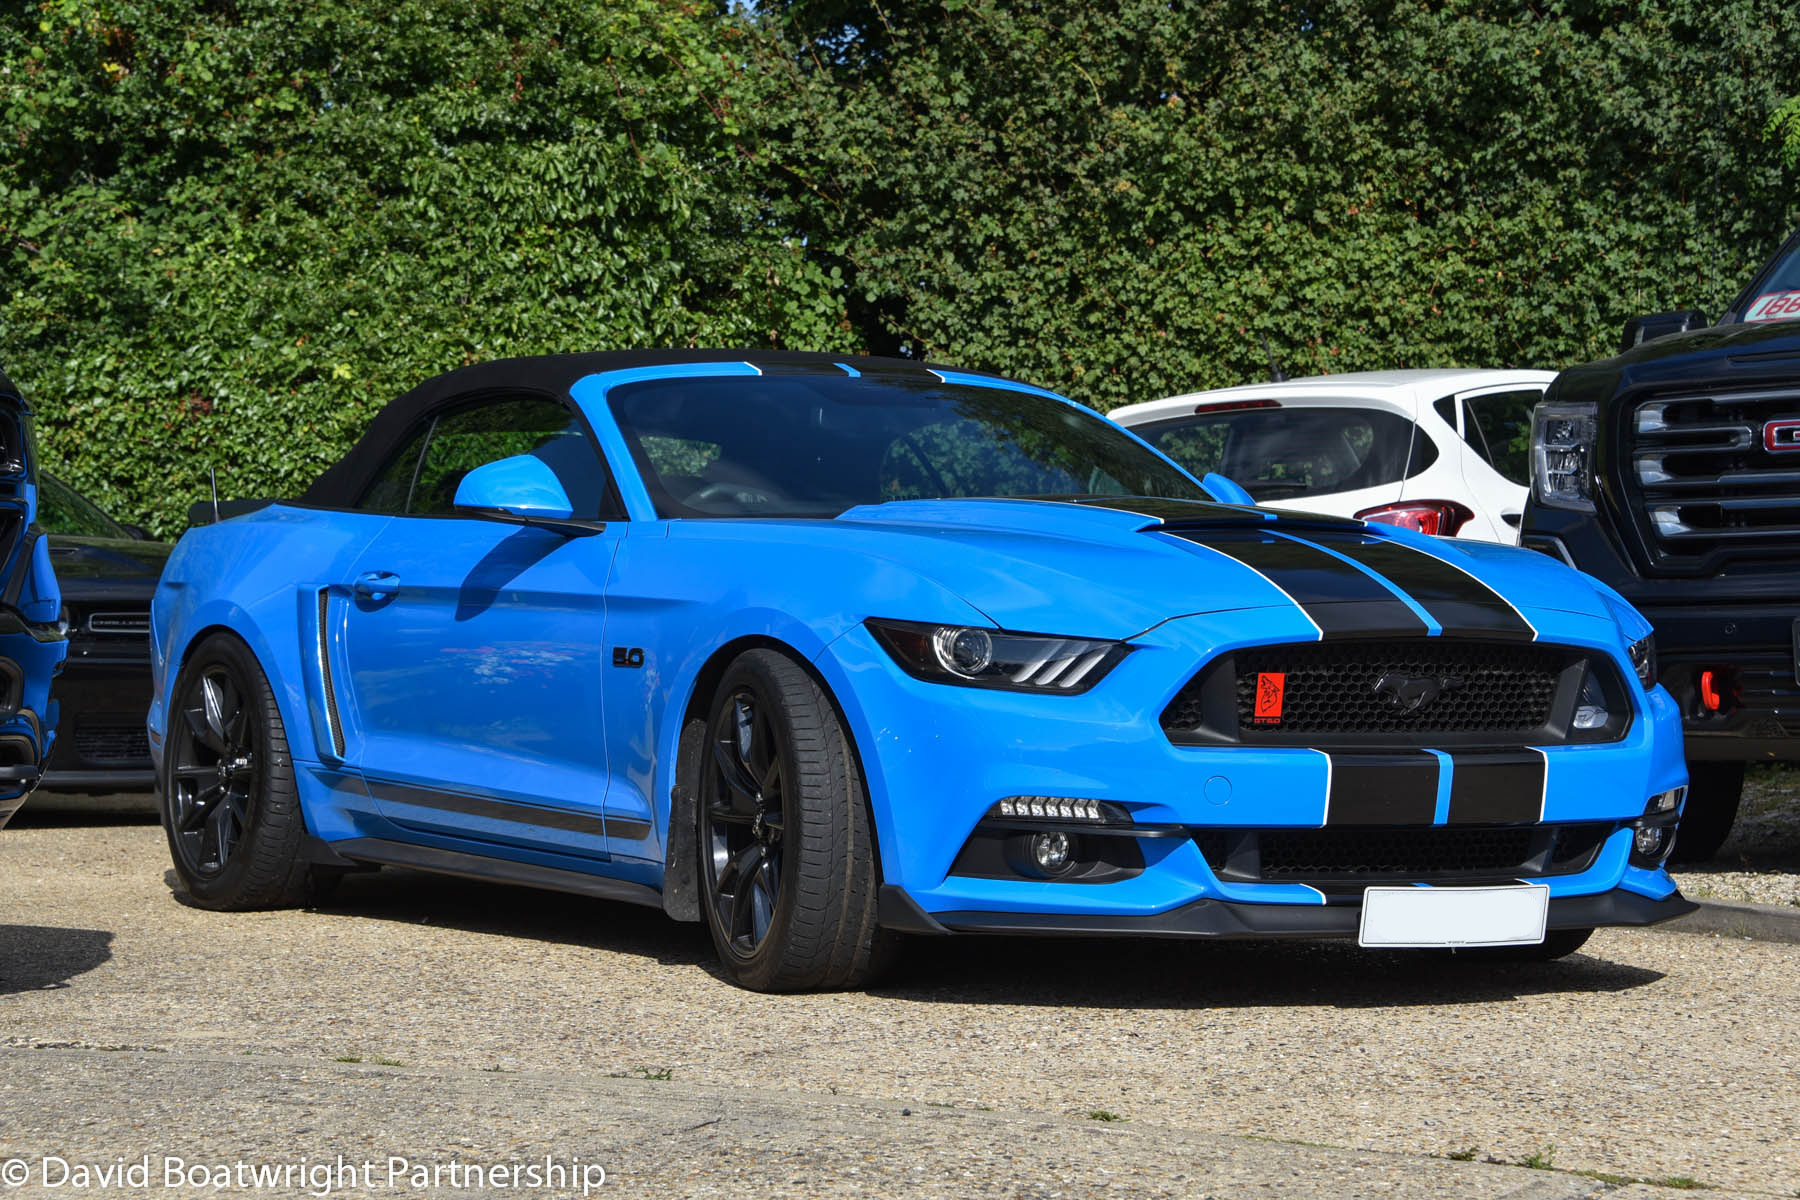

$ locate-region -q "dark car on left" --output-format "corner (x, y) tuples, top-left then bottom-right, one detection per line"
(0, 369), (68, 828)
(32, 473), (169, 795)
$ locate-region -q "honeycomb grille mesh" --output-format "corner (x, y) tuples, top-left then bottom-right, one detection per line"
(1195, 824), (1609, 882)
(1161, 640), (1569, 738)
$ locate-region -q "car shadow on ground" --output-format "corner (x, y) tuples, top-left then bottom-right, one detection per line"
(9, 795), (159, 827)
(878, 935), (1666, 1010)
(232, 867), (1666, 1008)
(0, 925), (114, 994)
(171, 865), (718, 970)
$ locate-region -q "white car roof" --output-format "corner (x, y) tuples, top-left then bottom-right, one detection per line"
(1111, 368), (1557, 424)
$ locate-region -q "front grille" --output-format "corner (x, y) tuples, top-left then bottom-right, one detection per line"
(75, 722), (151, 765)
(1196, 823), (1609, 884)
(1162, 639), (1592, 747)
(1624, 386), (1800, 573)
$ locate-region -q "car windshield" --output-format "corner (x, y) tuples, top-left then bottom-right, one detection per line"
(37, 473), (130, 538)
(1137, 404), (1434, 502)
(1740, 232), (1800, 323)
(606, 374), (1207, 518)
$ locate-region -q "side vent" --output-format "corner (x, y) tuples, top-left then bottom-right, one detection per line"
(317, 588), (345, 758)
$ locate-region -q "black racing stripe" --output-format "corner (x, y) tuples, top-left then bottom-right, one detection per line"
(369, 782), (610, 838)
(1304, 533), (1535, 640)
(1446, 752), (1545, 824)
(1072, 496), (1272, 525)
(1169, 531), (1430, 639)
(1326, 752), (1440, 825)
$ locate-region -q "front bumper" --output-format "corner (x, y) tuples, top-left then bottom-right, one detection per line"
(879, 882), (1697, 937)
(818, 606), (1690, 928)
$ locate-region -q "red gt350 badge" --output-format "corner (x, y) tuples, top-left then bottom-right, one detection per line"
(1253, 671), (1286, 725)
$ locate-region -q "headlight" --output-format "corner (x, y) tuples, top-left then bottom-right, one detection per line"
(1531, 400), (1598, 511)
(1628, 633), (1656, 690)
(866, 619), (1129, 693)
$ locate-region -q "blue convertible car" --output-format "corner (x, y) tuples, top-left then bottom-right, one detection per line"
(151, 351), (1693, 989)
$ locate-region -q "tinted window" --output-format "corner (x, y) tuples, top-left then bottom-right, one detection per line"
(608, 375), (1206, 517)
(410, 395), (612, 518)
(1143, 406), (1435, 501)
(37, 474), (128, 538)
(357, 424), (430, 513)
(1457, 390), (1541, 487)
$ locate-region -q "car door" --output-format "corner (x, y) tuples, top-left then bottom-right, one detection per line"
(328, 391), (625, 860)
(1450, 384), (1544, 543)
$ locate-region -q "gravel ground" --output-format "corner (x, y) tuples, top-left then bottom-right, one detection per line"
(1669, 766), (1800, 908)
(3, 817), (1798, 1196)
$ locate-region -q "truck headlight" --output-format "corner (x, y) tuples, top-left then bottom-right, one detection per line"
(1531, 401), (1598, 512)
(1628, 633), (1656, 690)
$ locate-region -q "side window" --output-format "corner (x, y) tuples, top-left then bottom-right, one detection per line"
(356, 423), (432, 513)
(1457, 390), (1542, 487)
(410, 395), (614, 518)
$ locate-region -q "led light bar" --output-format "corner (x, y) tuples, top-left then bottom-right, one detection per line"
(993, 796), (1106, 822)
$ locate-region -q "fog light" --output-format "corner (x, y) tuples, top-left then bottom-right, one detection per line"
(1573, 705), (1609, 730)
(1032, 831), (1074, 874)
(1633, 825), (1667, 857)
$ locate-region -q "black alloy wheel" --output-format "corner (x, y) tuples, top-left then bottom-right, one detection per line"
(169, 664), (259, 878)
(693, 649), (897, 991)
(160, 633), (314, 909)
(701, 688), (787, 957)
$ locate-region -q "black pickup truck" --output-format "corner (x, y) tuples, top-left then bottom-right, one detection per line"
(1521, 227), (1800, 860)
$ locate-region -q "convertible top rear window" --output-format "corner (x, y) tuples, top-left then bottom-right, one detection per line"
(607, 376), (1207, 518)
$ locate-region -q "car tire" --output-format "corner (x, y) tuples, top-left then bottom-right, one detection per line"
(695, 649), (897, 992)
(1669, 761), (1744, 865)
(161, 632), (315, 910)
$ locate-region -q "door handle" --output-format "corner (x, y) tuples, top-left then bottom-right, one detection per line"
(1501, 512), (1522, 528)
(353, 571), (400, 600)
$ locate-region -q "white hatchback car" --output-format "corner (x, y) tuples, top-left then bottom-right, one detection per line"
(1110, 369), (1556, 543)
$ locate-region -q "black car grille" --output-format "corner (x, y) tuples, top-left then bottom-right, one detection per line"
(1161, 639), (1594, 747)
(1195, 823), (1609, 884)
(85, 611), (150, 637)
(1623, 386), (1800, 573)
(75, 722), (151, 765)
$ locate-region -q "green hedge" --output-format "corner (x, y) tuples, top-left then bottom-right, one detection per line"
(3, 0), (1797, 535)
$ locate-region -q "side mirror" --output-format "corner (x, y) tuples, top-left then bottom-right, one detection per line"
(1202, 472), (1255, 506)
(1620, 309), (1709, 355)
(121, 523), (150, 541)
(454, 455), (577, 522)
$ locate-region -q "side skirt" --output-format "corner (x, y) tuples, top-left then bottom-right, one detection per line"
(317, 836), (666, 910)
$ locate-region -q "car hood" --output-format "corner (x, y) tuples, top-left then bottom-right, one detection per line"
(820, 497), (1620, 641)
(46, 536), (172, 584)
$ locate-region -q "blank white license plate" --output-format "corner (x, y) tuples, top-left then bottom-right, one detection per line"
(1358, 884), (1550, 948)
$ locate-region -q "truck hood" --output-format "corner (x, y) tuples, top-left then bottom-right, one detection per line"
(826, 497), (1617, 641)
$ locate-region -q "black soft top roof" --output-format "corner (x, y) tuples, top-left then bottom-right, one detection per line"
(301, 348), (1001, 508)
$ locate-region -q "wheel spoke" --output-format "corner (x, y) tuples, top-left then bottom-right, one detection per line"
(749, 854), (777, 943)
(173, 764), (217, 781)
(710, 738), (761, 816)
(758, 757), (782, 804)
(179, 783), (223, 831)
(201, 676), (232, 746)
(183, 705), (226, 755)
(209, 801), (236, 866)
(727, 845), (764, 940)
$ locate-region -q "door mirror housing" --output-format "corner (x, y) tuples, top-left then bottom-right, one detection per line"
(1619, 309), (1709, 355)
(454, 455), (598, 536)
